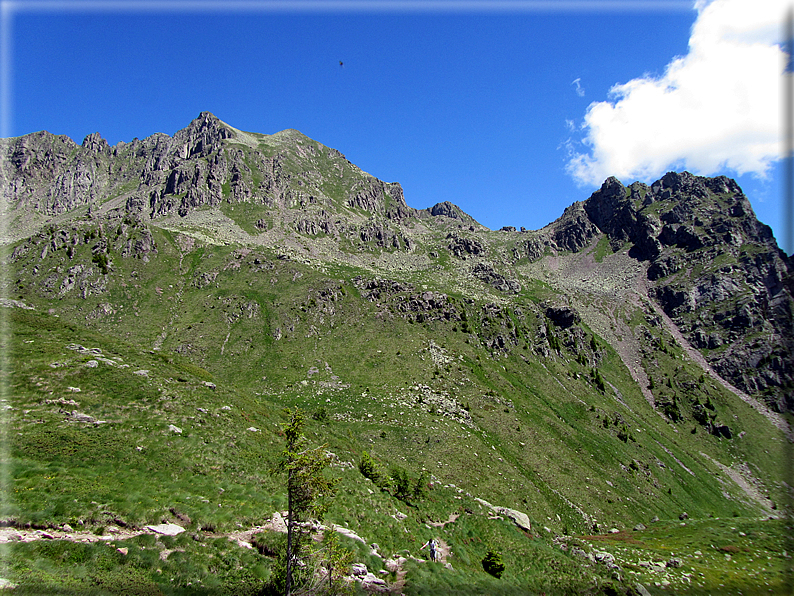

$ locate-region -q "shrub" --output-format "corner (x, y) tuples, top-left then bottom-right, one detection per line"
(482, 548), (505, 578)
(92, 252), (110, 274)
(359, 451), (388, 490)
(391, 467), (411, 502)
(592, 368), (606, 392)
(412, 470), (428, 501)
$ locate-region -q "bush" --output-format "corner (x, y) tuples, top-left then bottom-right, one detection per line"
(358, 451), (388, 489)
(92, 252), (110, 274)
(312, 407), (328, 422)
(412, 470), (428, 501)
(482, 548), (505, 578)
(391, 467), (411, 502)
(592, 368), (606, 392)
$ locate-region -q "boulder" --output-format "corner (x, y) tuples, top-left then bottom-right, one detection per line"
(495, 507), (531, 532)
(473, 498), (531, 532)
(145, 523), (184, 536)
(545, 305), (580, 328)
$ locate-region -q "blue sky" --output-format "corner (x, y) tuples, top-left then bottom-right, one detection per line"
(4, 0), (790, 253)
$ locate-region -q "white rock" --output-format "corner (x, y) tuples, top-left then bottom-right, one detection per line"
(168, 425), (182, 434)
(145, 523), (185, 536)
(362, 572), (386, 586)
(495, 507), (531, 532)
(270, 511), (287, 533)
(332, 525), (366, 543)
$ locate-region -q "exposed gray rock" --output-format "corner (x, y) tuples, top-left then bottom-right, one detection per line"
(472, 262), (521, 294)
(145, 523), (185, 536)
(473, 498), (531, 532)
(545, 305), (580, 329)
(447, 233), (485, 258)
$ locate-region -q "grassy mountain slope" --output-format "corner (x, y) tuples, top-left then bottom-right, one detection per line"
(0, 113), (791, 595)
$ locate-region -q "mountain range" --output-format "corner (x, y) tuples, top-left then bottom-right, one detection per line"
(1, 112), (791, 595)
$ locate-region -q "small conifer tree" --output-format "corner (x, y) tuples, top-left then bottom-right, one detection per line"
(482, 548), (506, 578)
(274, 408), (339, 596)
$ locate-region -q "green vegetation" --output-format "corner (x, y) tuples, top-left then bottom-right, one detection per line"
(482, 548), (506, 578)
(271, 408), (341, 596)
(593, 234), (613, 263)
(2, 120), (790, 595)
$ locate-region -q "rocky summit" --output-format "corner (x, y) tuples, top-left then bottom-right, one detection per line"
(1, 112), (791, 595)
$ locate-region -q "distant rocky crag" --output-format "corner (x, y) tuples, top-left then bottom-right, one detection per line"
(580, 173), (793, 411)
(1, 112), (480, 242)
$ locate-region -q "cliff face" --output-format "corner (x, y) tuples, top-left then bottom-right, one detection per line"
(1, 112), (418, 222)
(579, 172), (793, 411)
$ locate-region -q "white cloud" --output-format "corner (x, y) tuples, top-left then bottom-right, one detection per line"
(572, 77), (585, 97)
(566, 0), (788, 186)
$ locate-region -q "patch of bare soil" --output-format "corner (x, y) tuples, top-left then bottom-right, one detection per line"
(428, 512), (459, 528)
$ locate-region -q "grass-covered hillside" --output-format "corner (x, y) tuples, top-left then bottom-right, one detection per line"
(1, 114), (791, 595)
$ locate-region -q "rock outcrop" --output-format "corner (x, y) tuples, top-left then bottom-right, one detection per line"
(579, 171), (793, 411)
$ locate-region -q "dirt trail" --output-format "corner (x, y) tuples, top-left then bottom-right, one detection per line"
(435, 539), (452, 566)
(388, 538), (453, 594)
(428, 512), (459, 528)
(0, 513), (458, 595)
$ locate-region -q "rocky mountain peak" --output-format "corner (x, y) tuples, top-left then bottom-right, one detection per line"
(173, 111), (235, 160)
(81, 132), (110, 154)
(426, 201), (465, 220)
(579, 171), (793, 411)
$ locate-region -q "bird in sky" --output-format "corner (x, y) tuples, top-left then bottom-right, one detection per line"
(339, 60), (344, 68)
